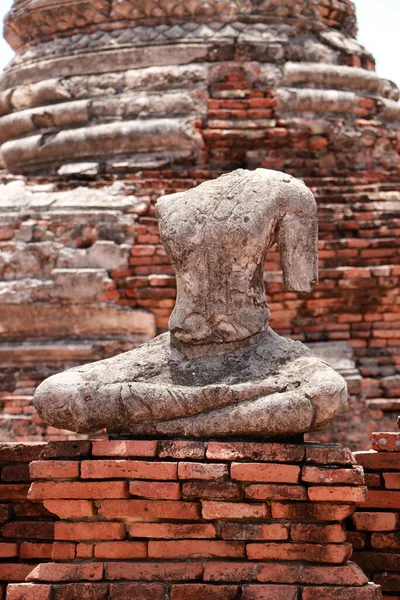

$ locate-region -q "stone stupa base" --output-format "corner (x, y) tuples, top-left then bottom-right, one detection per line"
(1, 438), (382, 599)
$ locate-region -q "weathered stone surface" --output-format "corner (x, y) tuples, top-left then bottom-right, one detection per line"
(34, 170), (347, 436)
(157, 169), (318, 350)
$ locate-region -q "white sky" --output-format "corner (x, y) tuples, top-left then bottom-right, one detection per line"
(0, 0), (399, 87)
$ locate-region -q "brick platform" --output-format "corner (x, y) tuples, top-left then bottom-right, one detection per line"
(351, 433), (400, 599)
(0, 439), (382, 599)
(1, 0), (400, 452)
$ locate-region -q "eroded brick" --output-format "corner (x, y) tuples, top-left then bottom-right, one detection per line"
(170, 584), (238, 600)
(100, 499), (200, 520)
(104, 562), (203, 581)
(129, 480), (181, 500)
(129, 523), (216, 539)
(178, 462), (228, 480)
(92, 441), (157, 457)
(231, 463), (300, 483)
(202, 501), (267, 520)
(81, 460), (177, 480)
(94, 541), (147, 559)
(6, 584), (51, 600)
(148, 540), (244, 559)
(55, 521), (125, 541)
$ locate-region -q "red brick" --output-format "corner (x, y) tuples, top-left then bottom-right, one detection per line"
(43, 500), (95, 519)
(2, 521), (54, 539)
(55, 521), (125, 541)
(182, 482), (242, 500)
(76, 543), (93, 558)
(301, 465), (364, 485)
(347, 531), (366, 549)
(271, 502), (355, 522)
(94, 541), (147, 558)
(178, 462), (228, 480)
(242, 585), (298, 600)
(40, 441), (91, 459)
(13, 503), (52, 518)
(129, 480), (181, 500)
(372, 432), (400, 452)
(0, 564), (36, 582)
(0, 484), (29, 501)
(0, 443), (46, 462)
(202, 501), (267, 519)
(27, 563), (104, 582)
(92, 440), (157, 457)
(207, 442), (304, 462)
(300, 563), (368, 586)
(81, 460), (177, 480)
(221, 523), (288, 541)
(203, 562), (367, 585)
(247, 542), (352, 563)
(362, 490), (400, 509)
(302, 585), (381, 599)
(231, 463), (299, 483)
(0, 504), (11, 522)
(1, 464), (30, 482)
(105, 562), (203, 581)
(364, 473), (382, 488)
(148, 540), (244, 559)
(129, 523), (216, 539)
(352, 512), (400, 531)
(28, 481), (128, 499)
(130, 245), (156, 256)
(371, 532), (400, 550)
(159, 441), (205, 460)
(353, 551), (400, 572)
(52, 543), (76, 561)
(355, 451), (399, 470)
(0, 543), (18, 557)
(291, 523), (346, 543)
(100, 499), (200, 520)
(6, 584), (51, 600)
(245, 484), (307, 501)
(109, 583), (165, 600)
(383, 473), (400, 489)
(52, 583), (109, 600)
(20, 543), (53, 559)
(170, 584), (237, 600)
(309, 136), (328, 150)
(203, 562), (255, 582)
(373, 573), (400, 594)
(306, 446), (356, 465)
(307, 486), (368, 503)
(29, 461), (80, 479)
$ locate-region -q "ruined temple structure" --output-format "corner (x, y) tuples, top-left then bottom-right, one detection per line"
(0, 0), (400, 446)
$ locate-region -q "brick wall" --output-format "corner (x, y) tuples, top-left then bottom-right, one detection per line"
(0, 439), (383, 599)
(351, 432), (400, 599)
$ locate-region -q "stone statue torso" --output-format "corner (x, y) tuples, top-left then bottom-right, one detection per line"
(157, 169), (318, 354)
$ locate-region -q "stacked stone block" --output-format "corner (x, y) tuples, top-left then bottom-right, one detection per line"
(0, 439), (382, 599)
(351, 433), (400, 599)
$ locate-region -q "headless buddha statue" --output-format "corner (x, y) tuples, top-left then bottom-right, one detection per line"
(34, 169), (348, 438)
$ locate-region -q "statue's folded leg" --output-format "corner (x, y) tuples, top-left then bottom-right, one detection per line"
(120, 368), (348, 438)
(34, 354), (347, 437)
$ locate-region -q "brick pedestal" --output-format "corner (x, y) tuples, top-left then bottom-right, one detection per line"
(0, 439), (382, 599)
